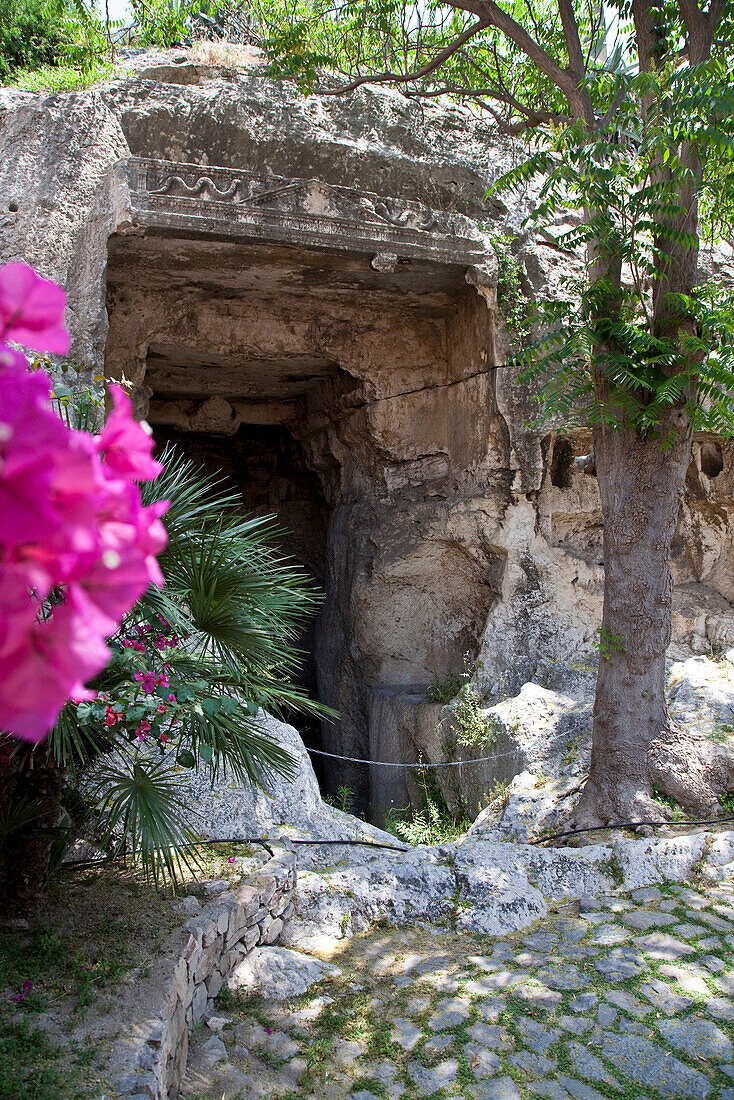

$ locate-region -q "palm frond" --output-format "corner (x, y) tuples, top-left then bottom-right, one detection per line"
(91, 752), (199, 884)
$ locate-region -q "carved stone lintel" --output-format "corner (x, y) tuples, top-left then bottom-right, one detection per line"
(121, 157), (491, 268)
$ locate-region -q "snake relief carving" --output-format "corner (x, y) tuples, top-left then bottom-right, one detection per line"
(148, 174), (242, 200)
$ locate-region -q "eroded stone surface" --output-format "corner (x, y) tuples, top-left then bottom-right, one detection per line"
(1, 47), (732, 825)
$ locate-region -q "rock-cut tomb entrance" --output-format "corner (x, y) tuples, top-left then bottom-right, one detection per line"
(104, 157), (508, 817)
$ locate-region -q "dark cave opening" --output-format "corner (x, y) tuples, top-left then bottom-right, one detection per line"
(153, 422), (332, 786)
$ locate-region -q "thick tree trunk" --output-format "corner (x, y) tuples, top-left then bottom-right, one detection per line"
(571, 411), (692, 826)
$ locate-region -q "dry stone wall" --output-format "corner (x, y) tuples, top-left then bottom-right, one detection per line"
(112, 845), (296, 1100)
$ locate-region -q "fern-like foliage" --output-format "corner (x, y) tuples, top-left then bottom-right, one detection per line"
(489, 60), (734, 440)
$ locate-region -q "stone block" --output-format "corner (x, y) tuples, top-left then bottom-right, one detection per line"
(206, 969), (224, 998)
(181, 930), (200, 962)
(114, 1071), (158, 1097)
(263, 917), (283, 944)
(234, 883), (261, 919)
(253, 874), (277, 906)
(192, 983), (208, 1022)
(244, 926), (260, 950)
(201, 919), (219, 948)
(193, 945), (215, 984)
(272, 892), (290, 918)
(136, 1045), (159, 1072)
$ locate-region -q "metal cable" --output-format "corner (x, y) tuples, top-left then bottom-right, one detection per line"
(61, 834), (411, 869)
(304, 746), (523, 768)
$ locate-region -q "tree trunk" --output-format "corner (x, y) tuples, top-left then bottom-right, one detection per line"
(571, 410), (692, 827)
(0, 740), (65, 912)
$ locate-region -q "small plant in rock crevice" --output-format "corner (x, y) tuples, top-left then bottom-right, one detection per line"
(451, 684), (500, 750)
(720, 790), (734, 814)
(385, 767), (470, 846)
(652, 785), (685, 821)
(486, 232), (530, 341)
(426, 670), (468, 704)
(484, 778), (511, 811)
(598, 852), (624, 886)
(711, 722), (734, 744)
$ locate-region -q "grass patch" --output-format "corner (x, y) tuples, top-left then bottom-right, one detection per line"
(7, 60), (119, 93)
(0, 865), (184, 1098)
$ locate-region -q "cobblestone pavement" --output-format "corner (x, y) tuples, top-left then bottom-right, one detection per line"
(182, 881), (734, 1100)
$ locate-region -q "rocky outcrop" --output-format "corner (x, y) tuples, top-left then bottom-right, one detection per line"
(166, 699), (734, 949)
(1, 49), (732, 817)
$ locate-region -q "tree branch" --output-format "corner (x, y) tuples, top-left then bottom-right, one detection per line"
(316, 15), (491, 94)
(557, 0), (585, 79)
(679, 0), (715, 62)
(632, 0), (659, 73)
(448, 0), (577, 97)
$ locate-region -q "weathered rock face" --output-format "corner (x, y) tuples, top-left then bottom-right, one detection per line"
(1, 49), (733, 817)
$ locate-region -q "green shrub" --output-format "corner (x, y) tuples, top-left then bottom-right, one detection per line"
(131, 0), (216, 48)
(10, 57), (115, 91)
(0, 0), (108, 85)
(385, 768), (469, 846)
(0, 0), (65, 81)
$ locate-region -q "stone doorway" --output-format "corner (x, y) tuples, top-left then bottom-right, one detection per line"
(103, 164), (508, 817)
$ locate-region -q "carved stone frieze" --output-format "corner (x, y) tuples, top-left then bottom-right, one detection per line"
(121, 157), (490, 265)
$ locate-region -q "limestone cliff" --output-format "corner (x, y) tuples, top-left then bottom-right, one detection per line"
(1, 48), (732, 818)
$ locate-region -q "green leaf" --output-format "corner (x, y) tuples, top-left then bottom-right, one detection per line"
(176, 749), (196, 768)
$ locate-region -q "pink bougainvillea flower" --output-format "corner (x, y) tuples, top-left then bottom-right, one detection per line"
(158, 733), (169, 743)
(135, 719), (152, 742)
(0, 351), (68, 548)
(97, 386), (163, 481)
(134, 670), (156, 694)
(0, 603), (108, 740)
(0, 262), (169, 742)
(0, 263), (69, 354)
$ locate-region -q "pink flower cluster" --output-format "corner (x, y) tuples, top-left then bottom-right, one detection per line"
(133, 670), (169, 695)
(0, 262), (169, 743)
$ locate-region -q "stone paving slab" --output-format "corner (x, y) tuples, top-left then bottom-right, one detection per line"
(181, 881), (734, 1100)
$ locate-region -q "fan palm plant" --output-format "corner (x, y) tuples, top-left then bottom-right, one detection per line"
(1, 446), (327, 903)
